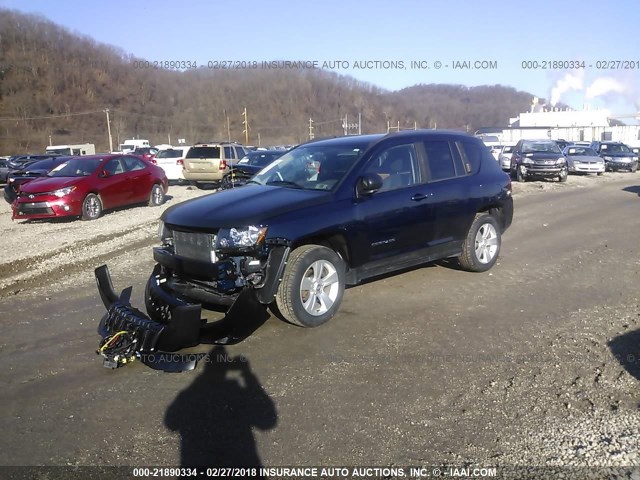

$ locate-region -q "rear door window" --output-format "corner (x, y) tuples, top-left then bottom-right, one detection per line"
(423, 141), (458, 181)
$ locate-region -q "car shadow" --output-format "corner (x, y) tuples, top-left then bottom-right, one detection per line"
(164, 345), (277, 469)
(200, 289), (271, 345)
(621, 185), (640, 196)
(608, 328), (640, 382)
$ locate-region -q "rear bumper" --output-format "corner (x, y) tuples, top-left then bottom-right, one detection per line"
(182, 171), (225, 182)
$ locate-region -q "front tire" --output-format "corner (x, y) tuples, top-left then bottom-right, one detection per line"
(148, 184), (165, 206)
(81, 193), (102, 220)
(516, 165), (526, 182)
(275, 245), (345, 327)
(558, 168), (568, 182)
(458, 213), (501, 272)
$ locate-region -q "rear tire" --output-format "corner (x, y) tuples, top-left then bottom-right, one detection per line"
(274, 245), (345, 327)
(597, 172), (604, 176)
(148, 184), (165, 206)
(81, 193), (102, 221)
(458, 213), (501, 272)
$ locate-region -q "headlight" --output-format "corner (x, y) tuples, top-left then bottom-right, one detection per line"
(52, 186), (76, 197)
(523, 158), (534, 165)
(556, 157), (566, 165)
(216, 226), (267, 249)
(603, 156), (613, 161)
(158, 220), (173, 244)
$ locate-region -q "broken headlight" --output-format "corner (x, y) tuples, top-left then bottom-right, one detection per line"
(216, 226), (267, 249)
(158, 220), (173, 245)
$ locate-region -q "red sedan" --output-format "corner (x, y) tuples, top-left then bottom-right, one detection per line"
(12, 154), (168, 221)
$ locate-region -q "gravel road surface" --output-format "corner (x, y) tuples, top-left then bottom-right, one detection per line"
(0, 173), (639, 479)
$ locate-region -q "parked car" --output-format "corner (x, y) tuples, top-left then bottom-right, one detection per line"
(510, 139), (567, 182)
(4, 156), (75, 203)
(182, 142), (249, 188)
(590, 141), (638, 172)
(221, 149), (285, 188)
(562, 146), (605, 175)
(7, 154), (61, 171)
(95, 130), (514, 357)
(0, 158), (9, 183)
(154, 146), (190, 184)
(498, 145), (515, 171)
(132, 147), (159, 163)
(12, 155), (168, 221)
(554, 139), (573, 151)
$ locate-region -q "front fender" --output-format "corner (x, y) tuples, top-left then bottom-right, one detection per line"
(254, 245), (290, 304)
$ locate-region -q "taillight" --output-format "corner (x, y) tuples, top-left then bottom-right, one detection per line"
(151, 159), (157, 164)
(220, 160), (227, 170)
(176, 159), (184, 166)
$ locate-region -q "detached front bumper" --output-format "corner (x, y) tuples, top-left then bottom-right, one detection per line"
(94, 264), (269, 371)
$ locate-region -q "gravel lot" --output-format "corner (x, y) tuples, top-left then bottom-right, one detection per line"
(0, 172), (628, 297)
(1, 171), (639, 476)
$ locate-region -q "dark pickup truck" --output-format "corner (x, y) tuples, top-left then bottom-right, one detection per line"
(96, 130), (513, 364)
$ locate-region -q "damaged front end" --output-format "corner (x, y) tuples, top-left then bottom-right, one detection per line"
(95, 223), (289, 372)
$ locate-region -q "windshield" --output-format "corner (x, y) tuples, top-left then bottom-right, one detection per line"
(601, 144), (631, 153)
(522, 141), (562, 154)
(48, 158), (102, 177)
(156, 149), (183, 159)
(46, 148), (72, 155)
(250, 141), (369, 190)
(567, 147), (597, 156)
(186, 146), (220, 159)
(242, 151), (283, 166)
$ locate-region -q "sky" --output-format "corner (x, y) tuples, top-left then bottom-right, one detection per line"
(2, 0), (640, 119)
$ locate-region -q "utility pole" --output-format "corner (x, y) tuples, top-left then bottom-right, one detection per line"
(257, 132), (261, 147)
(309, 117), (314, 140)
(224, 109), (231, 142)
(343, 114), (348, 136)
(104, 108), (113, 152)
(358, 112), (362, 135)
(242, 107), (249, 145)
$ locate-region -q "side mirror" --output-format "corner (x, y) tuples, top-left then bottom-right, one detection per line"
(357, 173), (383, 196)
(99, 170), (110, 178)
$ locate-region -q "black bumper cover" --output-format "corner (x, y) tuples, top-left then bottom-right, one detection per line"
(95, 264), (267, 371)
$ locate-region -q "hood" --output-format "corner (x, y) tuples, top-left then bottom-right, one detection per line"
(523, 152), (564, 161)
(19, 176), (83, 193)
(601, 151), (635, 158)
(162, 185), (330, 229)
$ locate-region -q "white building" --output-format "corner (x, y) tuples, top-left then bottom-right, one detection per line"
(479, 100), (640, 147)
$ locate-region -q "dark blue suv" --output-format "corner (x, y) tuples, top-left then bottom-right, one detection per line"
(97, 131), (513, 353)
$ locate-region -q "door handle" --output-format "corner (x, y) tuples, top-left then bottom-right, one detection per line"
(411, 193), (429, 201)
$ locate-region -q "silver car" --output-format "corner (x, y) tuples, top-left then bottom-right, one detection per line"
(562, 146), (605, 175)
(498, 145), (515, 171)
